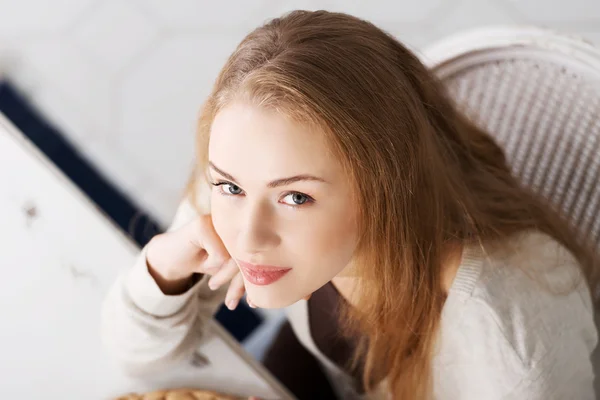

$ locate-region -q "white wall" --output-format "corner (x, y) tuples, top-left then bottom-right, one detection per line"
(1, 0), (599, 224)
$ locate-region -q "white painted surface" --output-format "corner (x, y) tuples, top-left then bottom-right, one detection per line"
(0, 0), (598, 225)
(0, 113), (293, 400)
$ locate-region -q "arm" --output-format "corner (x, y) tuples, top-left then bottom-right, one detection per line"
(100, 199), (229, 376)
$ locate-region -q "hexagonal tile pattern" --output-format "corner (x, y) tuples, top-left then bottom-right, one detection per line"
(322, 0), (446, 24)
(0, 0), (96, 34)
(559, 28), (600, 46)
(79, 139), (151, 207)
(503, 0), (600, 23)
(134, 0), (275, 31)
(0, 38), (47, 94)
(118, 33), (242, 196)
(9, 38), (114, 142)
(428, 0), (521, 43)
(255, 0), (330, 23)
(579, 31), (600, 45)
(379, 22), (445, 53)
(30, 86), (102, 149)
(136, 179), (187, 226)
(71, 0), (161, 75)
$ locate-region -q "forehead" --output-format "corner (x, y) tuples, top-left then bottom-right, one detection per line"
(209, 102), (341, 180)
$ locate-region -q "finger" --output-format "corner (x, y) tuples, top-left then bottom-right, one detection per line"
(247, 296), (257, 308)
(224, 272), (245, 310)
(194, 215), (229, 271)
(208, 259), (239, 290)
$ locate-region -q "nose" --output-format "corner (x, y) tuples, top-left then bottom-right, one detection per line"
(237, 199), (280, 255)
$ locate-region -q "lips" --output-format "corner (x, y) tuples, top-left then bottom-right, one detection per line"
(237, 260), (291, 286)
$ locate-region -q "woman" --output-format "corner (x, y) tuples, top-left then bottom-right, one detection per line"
(102, 10), (599, 400)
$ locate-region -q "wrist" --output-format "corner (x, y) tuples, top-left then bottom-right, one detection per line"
(146, 236), (196, 295)
(148, 265), (195, 295)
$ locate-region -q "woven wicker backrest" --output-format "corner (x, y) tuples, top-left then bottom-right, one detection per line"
(422, 27), (600, 255)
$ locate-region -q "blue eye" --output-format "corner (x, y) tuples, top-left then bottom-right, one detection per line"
(224, 184), (242, 195)
(211, 181), (313, 208)
(212, 181), (243, 195)
(282, 192), (311, 206)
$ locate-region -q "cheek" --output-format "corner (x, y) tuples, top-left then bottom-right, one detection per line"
(292, 207), (358, 275)
(209, 194), (237, 245)
(318, 219), (357, 259)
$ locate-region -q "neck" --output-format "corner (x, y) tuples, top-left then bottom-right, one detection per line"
(441, 242), (463, 293)
(331, 275), (360, 306)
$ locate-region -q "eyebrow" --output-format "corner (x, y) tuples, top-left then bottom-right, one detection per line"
(209, 161), (328, 188)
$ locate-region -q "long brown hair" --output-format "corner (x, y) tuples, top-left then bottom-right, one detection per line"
(188, 10), (599, 399)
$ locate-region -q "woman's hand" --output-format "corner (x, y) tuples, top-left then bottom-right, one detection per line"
(145, 214), (249, 310)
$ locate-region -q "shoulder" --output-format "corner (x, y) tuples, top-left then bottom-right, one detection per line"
(436, 231), (598, 398)
(473, 231), (594, 352)
(464, 231), (595, 362)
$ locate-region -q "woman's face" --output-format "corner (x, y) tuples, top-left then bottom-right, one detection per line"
(208, 102), (359, 308)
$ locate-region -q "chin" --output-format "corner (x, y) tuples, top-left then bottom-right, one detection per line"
(244, 284), (302, 309)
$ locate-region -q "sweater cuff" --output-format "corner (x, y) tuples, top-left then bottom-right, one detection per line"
(125, 246), (205, 317)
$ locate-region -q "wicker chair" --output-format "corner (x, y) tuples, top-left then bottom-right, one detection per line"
(421, 26), (600, 395)
(421, 26), (600, 255)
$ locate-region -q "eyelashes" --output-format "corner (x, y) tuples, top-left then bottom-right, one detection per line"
(211, 181), (242, 195)
(210, 180), (315, 208)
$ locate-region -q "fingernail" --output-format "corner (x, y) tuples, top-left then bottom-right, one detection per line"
(227, 299), (238, 310)
(208, 279), (219, 291)
(247, 298), (256, 308)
